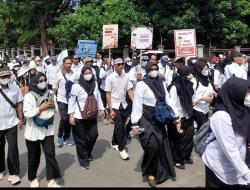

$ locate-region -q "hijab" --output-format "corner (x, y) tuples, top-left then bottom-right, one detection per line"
(215, 55), (232, 74)
(28, 72), (48, 96)
(193, 58), (209, 86)
(168, 66), (194, 115)
(143, 61), (166, 101)
(213, 77), (250, 140)
(78, 65), (96, 95)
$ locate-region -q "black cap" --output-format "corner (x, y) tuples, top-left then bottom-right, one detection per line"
(231, 51), (242, 58)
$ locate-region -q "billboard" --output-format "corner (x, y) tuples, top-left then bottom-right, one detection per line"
(174, 29), (197, 57)
(131, 27), (153, 49)
(75, 40), (98, 58)
(102, 24), (118, 49)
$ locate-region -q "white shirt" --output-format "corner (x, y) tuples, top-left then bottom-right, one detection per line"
(105, 71), (133, 110)
(224, 62), (247, 81)
(23, 92), (55, 141)
(53, 70), (78, 104)
(0, 84), (23, 130)
(168, 85), (189, 121)
(193, 81), (214, 114)
(128, 65), (146, 88)
(214, 69), (225, 88)
(202, 111), (250, 185)
(46, 64), (60, 85)
(71, 63), (83, 80)
(68, 83), (105, 119)
(131, 80), (170, 124)
(158, 63), (173, 86)
(36, 63), (47, 74)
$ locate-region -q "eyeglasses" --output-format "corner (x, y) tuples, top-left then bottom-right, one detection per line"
(116, 63), (124, 67)
(38, 79), (47, 83)
(150, 68), (159, 71)
(73, 58), (79, 60)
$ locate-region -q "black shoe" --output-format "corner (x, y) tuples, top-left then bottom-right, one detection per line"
(148, 179), (157, 188)
(185, 158), (193, 164)
(88, 155), (93, 161)
(171, 177), (176, 181)
(175, 163), (185, 169)
(81, 162), (90, 170)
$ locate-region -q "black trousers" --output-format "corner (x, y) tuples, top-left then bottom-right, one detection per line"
(205, 165), (244, 188)
(57, 101), (72, 140)
(100, 89), (108, 119)
(26, 136), (61, 181)
(72, 118), (98, 166)
(112, 108), (128, 151)
(0, 126), (19, 175)
(193, 109), (209, 132)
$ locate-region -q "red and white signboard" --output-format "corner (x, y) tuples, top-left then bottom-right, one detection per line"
(174, 29), (197, 57)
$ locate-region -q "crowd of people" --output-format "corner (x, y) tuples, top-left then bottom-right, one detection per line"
(0, 50), (250, 187)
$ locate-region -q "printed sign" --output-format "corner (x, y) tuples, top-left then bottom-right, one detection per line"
(174, 29), (197, 57)
(131, 27), (153, 49)
(103, 24), (118, 49)
(57, 49), (68, 65)
(75, 40), (98, 58)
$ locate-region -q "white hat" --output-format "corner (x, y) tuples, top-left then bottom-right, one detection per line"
(28, 60), (36, 69)
(113, 58), (123, 65)
(34, 56), (41, 61)
(17, 67), (29, 78)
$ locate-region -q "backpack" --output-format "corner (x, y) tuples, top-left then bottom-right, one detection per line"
(154, 100), (176, 124)
(76, 90), (98, 120)
(30, 91), (54, 128)
(193, 120), (216, 157)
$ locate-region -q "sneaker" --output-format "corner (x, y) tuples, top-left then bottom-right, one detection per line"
(175, 163), (185, 169)
(102, 118), (109, 125)
(119, 149), (129, 160)
(30, 178), (39, 188)
(88, 155), (93, 161)
(0, 171), (5, 180)
(8, 175), (21, 185)
(47, 179), (61, 188)
(148, 179), (157, 188)
(56, 137), (64, 147)
(112, 144), (119, 152)
(81, 162), (90, 170)
(64, 138), (75, 146)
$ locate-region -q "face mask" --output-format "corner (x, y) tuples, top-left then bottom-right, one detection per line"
(0, 78), (10, 85)
(202, 70), (209, 76)
(126, 61), (132, 66)
(244, 94), (250, 107)
(37, 82), (48, 90)
(142, 61), (148, 68)
(148, 70), (159, 78)
(84, 74), (93, 81)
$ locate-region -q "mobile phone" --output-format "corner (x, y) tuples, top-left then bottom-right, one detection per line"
(48, 92), (54, 102)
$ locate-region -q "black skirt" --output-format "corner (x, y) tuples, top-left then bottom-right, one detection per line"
(138, 104), (176, 184)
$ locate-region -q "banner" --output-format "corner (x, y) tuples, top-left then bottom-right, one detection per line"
(57, 49), (68, 65)
(174, 29), (197, 57)
(103, 24), (118, 49)
(131, 27), (153, 49)
(75, 40), (98, 58)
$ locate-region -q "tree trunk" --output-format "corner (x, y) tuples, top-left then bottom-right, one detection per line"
(38, 6), (48, 57)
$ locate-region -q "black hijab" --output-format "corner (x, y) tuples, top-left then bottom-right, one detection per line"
(168, 66), (194, 116)
(215, 55), (232, 74)
(193, 58), (209, 86)
(124, 63), (132, 73)
(213, 77), (250, 140)
(28, 72), (48, 96)
(78, 65), (96, 95)
(143, 61), (166, 101)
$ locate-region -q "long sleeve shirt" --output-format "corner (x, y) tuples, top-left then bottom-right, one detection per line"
(202, 111), (250, 185)
(68, 83), (105, 119)
(224, 62), (247, 81)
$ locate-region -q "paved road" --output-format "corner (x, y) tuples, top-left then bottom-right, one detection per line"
(1, 113), (205, 187)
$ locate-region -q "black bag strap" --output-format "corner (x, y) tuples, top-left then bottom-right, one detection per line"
(62, 73), (68, 82)
(0, 88), (16, 109)
(76, 96), (82, 112)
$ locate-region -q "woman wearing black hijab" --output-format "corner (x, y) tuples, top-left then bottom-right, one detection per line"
(202, 77), (250, 187)
(130, 61), (176, 188)
(192, 58), (215, 131)
(167, 66), (195, 169)
(23, 72), (61, 187)
(68, 65), (105, 170)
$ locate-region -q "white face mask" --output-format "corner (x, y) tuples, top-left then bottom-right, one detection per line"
(84, 74), (93, 81)
(202, 69), (209, 76)
(244, 93), (250, 107)
(148, 70), (159, 78)
(126, 61), (132, 66)
(37, 82), (48, 90)
(0, 78), (10, 85)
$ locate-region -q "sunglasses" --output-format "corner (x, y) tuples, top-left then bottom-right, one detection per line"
(38, 79), (47, 83)
(150, 68), (159, 71)
(116, 63), (124, 67)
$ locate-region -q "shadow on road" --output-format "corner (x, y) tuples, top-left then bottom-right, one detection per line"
(92, 139), (111, 160)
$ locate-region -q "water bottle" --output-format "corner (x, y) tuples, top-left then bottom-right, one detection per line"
(129, 128), (145, 138)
